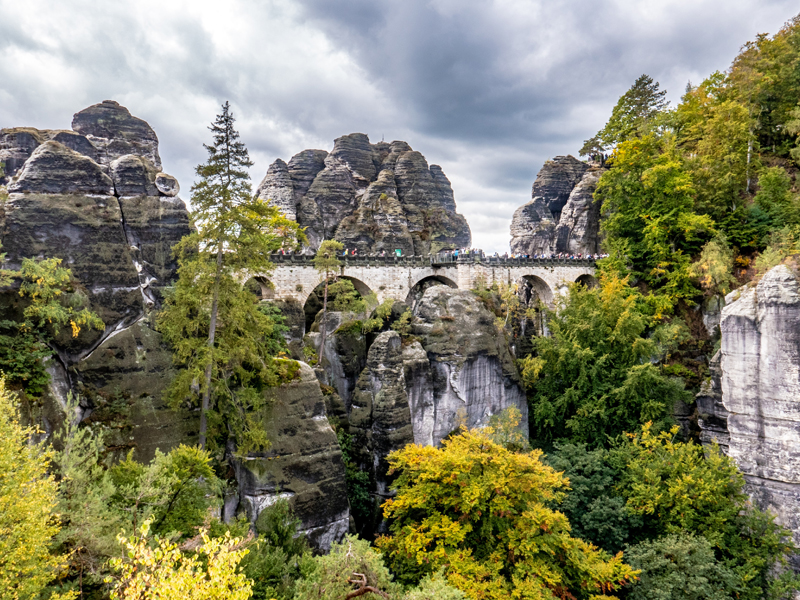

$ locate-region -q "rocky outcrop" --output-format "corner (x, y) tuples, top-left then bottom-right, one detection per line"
(342, 287), (528, 535)
(232, 362), (349, 550)
(696, 350), (729, 453)
(410, 286), (528, 444)
(1, 101), (190, 453)
(718, 265), (800, 546)
(9, 141), (114, 196)
(71, 100), (162, 169)
(510, 156), (604, 256)
(257, 135), (471, 255)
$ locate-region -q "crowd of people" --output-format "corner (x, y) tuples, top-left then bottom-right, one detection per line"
(273, 246), (607, 260)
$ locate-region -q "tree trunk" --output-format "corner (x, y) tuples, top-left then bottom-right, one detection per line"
(318, 273), (329, 364)
(199, 246), (224, 449)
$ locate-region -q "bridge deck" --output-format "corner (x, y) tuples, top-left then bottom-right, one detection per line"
(269, 254), (597, 268)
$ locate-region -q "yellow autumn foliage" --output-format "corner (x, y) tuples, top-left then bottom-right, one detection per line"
(0, 377), (73, 600)
(377, 418), (637, 600)
(108, 520), (252, 600)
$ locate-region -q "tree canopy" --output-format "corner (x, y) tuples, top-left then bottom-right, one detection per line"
(377, 420), (636, 600)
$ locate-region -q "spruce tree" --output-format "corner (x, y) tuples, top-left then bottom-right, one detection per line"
(597, 74), (669, 147)
(158, 102), (304, 451)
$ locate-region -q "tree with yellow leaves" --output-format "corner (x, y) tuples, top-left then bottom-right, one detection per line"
(376, 417), (637, 600)
(0, 377), (73, 600)
(107, 520), (252, 600)
(0, 246), (103, 395)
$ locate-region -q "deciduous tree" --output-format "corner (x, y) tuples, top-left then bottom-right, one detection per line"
(377, 420), (636, 599)
(0, 377), (73, 600)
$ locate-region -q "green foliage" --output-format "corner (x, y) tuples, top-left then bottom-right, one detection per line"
(312, 240), (344, 277)
(158, 102), (304, 453)
(752, 167), (800, 242)
(619, 424), (799, 600)
(53, 399), (222, 593)
(403, 570), (467, 600)
(624, 533), (738, 600)
(691, 234), (737, 296)
(294, 535), (401, 600)
(329, 278), (367, 312)
(0, 377), (73, 600)
(243, 499), (309, 600)
(0, 246), (103, 395)
(545, 443), (641, 555)
(597, 135), (714, 313)
(754, 226), (800, 275)
(390, 310), (414, 339)
(596, 74), (669, 147)
(377, 426), (636, 599)
(336, 429), (373, 527)
(521, 275), (690, 449)
(0, 321), (53, 395)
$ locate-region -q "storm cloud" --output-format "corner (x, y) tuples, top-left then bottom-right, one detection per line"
(0, 0), (796, 251)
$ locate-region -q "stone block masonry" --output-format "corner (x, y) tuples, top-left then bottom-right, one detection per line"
(259, 254), (596, 307)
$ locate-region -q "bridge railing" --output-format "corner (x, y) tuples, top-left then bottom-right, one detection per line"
(268, 253), (597, 268)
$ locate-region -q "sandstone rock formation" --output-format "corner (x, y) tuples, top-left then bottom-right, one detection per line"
(232, 362), (349, 550)
(256, 134), (471, 255)
(339, 286), (528, 535)
(717, 265), (800, 547)
(696, 350), (729, 453)
(0, 101), (190, 458)
(510, 156), (604, 256)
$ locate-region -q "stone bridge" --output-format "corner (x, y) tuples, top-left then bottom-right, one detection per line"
(257, 254), (597, 308)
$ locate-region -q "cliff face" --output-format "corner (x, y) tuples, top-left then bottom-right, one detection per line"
(232, 363), (349, 550)
(1, 101), (193, 455)
(255, 134), (471, 255)
(510, 156), (604, 256)
(343, 287), (528, 535)
(716, 265), (800, 546)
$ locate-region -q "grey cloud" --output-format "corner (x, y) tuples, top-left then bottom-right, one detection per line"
(0, 0), (797, 253)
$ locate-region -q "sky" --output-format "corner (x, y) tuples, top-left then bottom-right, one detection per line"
(1, 0), (797, 253)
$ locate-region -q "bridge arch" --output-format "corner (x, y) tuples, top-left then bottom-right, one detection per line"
(302, 275), (375, 331)
(244, 276), (274, 300)
(406, 274), (458, 309)
(517, 274), (554, 308)
(575, 273), (598, 288)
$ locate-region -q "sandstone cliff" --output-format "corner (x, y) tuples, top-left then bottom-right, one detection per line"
(0, 101), (192, 455)
(255, 134), (471, 255)
(232, 362), (349, 550)
(714, 265), (800, 548)
(510, 156), (604, 256)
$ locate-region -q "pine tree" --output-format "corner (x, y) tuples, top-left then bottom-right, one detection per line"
(158, 102), (304, 450)
(597, 74), (669, 147)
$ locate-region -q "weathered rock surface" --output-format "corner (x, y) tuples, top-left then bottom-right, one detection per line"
(255, 158), (296, 220)
(340, 287), (528, 534)
(1, 101), (189, 452)
(410, 286), (529, 444)
(8, 141), (114, 196)
(696, 350), (729, 453)
(257, 134), (471, 255)
(718, 265), (800, 547)
(510, 156), (603, 256)
(0, 128), (100, 183)
(72, 100), (162, 169)
(232, 362), (349, 550)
